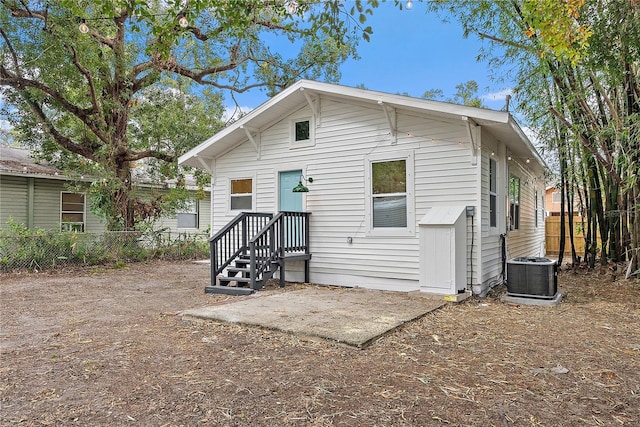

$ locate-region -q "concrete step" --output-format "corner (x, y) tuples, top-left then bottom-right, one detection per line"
(204, 285), (255, 296)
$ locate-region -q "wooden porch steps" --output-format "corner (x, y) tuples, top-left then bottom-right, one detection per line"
(208, 252), (313, 295)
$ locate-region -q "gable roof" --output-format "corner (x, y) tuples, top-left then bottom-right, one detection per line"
(180, 79), (545, 170)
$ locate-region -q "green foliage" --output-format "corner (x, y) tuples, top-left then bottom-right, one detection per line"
(521, 0), (592, 65)
(429, 0), (640, 267)
(1, 0), (378, 229)
(0, 219), (209, 271)
(423, 80), (485, 107)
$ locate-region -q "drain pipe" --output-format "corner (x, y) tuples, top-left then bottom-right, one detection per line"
(474, 233), (508, 297)
(466, 206), (475, 293)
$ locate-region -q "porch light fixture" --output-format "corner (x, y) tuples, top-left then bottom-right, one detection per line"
(292, 175), (313, 193)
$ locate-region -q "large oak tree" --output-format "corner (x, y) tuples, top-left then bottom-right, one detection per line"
(1, 0), (376, 229)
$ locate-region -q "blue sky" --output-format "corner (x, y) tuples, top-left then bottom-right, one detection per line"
(0, 3), (514, 132)
(232, 1), (513, 111)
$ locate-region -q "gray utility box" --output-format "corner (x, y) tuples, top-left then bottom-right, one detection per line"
(506, 257), (558, 299)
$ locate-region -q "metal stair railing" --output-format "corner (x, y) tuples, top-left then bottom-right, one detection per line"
(209, 212), (273, 282)
(248, 211), (311, 288)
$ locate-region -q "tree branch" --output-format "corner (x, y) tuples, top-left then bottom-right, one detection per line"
(153, 54), (251, 84)
(21, 91), (99, 162)
(0, 28), (21, 76)
(125, 149), (175, 163)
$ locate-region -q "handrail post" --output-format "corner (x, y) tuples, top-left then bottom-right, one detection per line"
(249, 241), (256, 289)
(304, 212), (310, 254)
(210, 239), (217, 287)
(279, 214), (285, 257)
(242, 215), (248, 256)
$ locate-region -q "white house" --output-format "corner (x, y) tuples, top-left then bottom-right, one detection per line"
(179, 80), (547, 297)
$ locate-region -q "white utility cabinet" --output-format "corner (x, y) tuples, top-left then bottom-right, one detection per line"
(419, 206), (468, 295)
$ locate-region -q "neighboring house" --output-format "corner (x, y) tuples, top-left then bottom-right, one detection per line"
(545, 186), (582, 216)
(179, 80), (547, 296)
(0, 144), (210, 234)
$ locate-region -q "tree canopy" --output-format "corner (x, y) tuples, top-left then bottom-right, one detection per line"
(1, 0), (377, 229)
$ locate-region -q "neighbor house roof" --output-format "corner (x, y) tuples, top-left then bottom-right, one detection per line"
(0, 144), (206, 190)
(179, 79), (547, 170)
(0, 143), (65, 179)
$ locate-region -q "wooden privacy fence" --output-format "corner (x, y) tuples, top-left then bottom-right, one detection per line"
(545, 215), (599, 256)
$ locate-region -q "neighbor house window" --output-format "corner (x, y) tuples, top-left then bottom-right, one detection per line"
(489, 158), (497, 228)
(372, 159), (407, 228)
(230, 178), (253, 210)
(552, 190), (561, 204)
(509, 176), (520, 230)
(61, 192), (85, 232)
(177, 199), (198, 229)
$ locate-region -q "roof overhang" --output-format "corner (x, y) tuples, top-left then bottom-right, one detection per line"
(179, 79), (547, 172)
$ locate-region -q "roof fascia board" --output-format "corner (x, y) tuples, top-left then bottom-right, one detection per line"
(508, 115), (548, 170)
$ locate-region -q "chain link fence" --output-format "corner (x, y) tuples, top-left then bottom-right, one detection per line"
(0, 230), (210, 271)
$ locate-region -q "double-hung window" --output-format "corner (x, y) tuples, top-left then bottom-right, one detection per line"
(61, 192), (85, 232)
(366, 152), (414, 236)
(509, 176), (520, 230)
(177, 199), (198, 229)
(230, 178), (253, 211)
(489, 158), (497, 228)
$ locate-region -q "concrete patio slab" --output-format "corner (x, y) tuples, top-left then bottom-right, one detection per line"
(181, 287), (446, 347)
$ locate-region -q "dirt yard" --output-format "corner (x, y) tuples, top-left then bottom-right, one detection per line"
(1, 261), (639, 426)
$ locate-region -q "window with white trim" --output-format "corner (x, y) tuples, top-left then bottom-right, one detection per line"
(509, 176), (520, 230)
(61, 192), (85, 232)
(552, 190), (561, 204)
(290, 116), (314, 148)
(177, 199), (198, 229)
(372, 159), (407, 228)
(230, 178), (253, 211)
(365, 152), (414, 236)
(489, 158), (497, 228)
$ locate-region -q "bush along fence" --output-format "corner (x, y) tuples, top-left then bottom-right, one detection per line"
(0, 225), (210, 271)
